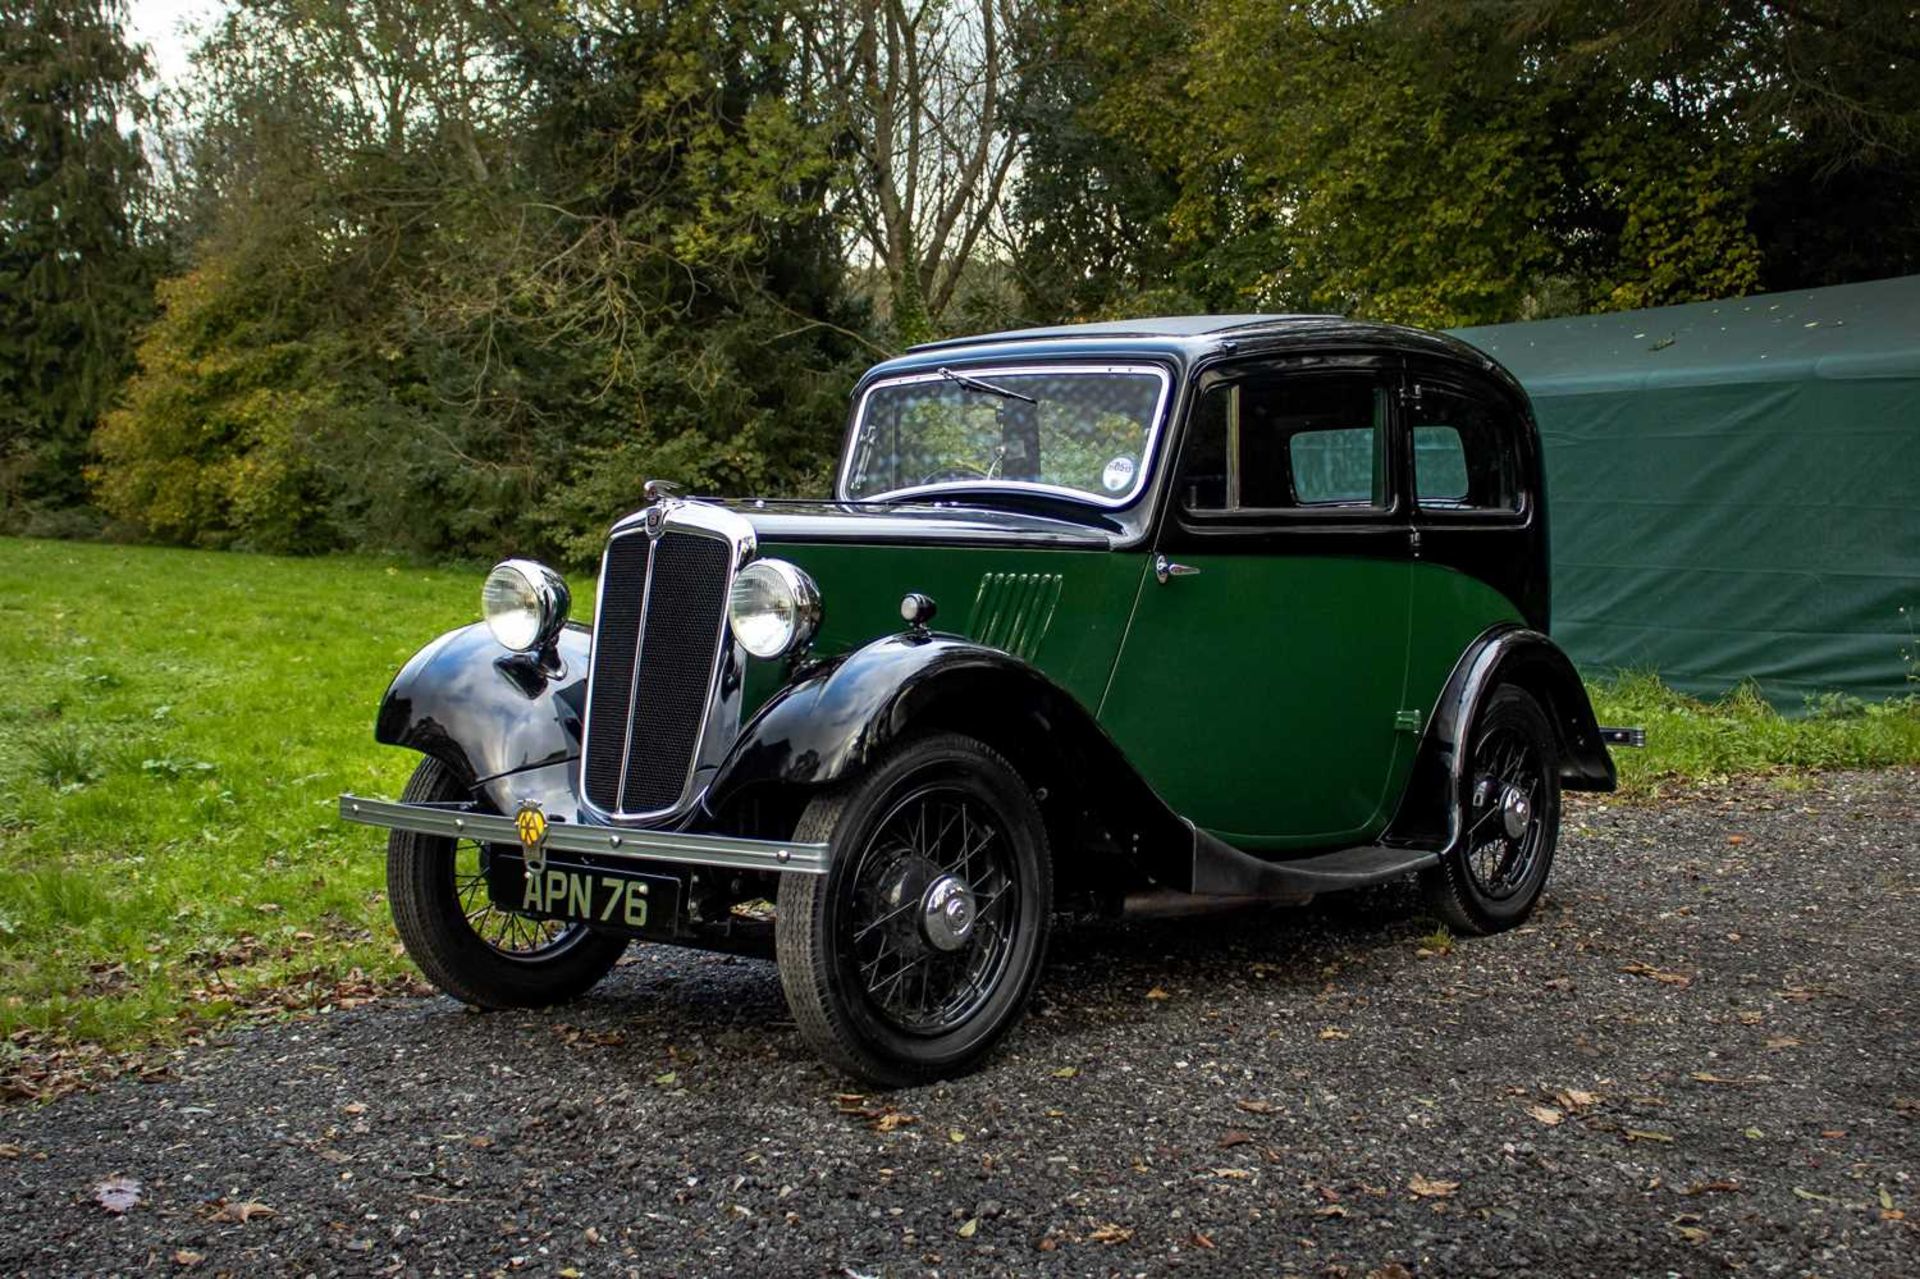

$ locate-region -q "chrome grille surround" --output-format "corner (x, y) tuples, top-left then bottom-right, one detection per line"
(578, 500), (756, 824)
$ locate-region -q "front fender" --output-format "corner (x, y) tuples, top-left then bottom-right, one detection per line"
(704, 632), (1191, 871)
(375, 622), (590, 794)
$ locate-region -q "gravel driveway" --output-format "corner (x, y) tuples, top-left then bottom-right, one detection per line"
(2, 769), (1914, 1277)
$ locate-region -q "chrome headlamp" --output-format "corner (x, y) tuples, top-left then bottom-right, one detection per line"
(727, 558), (822, 659)
(482, 560), (570, 653)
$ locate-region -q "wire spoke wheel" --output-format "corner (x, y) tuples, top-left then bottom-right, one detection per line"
(1464, 724), (1547, 900)
(843, 786), (1020, 1035)
(451, 838), (579, 959)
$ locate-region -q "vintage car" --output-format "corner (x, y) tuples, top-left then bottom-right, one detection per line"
(341, 315), (1641, 1086)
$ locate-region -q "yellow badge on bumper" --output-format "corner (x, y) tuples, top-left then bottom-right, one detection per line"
(514, 800), (549, 874)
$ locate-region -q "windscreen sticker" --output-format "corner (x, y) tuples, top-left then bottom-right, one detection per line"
(1102, 456), (1136, 492)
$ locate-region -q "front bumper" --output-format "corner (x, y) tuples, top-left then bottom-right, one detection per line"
(337, 795), (829, 876)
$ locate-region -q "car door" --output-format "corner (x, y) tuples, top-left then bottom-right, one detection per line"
(1097, 356), (1414, 851)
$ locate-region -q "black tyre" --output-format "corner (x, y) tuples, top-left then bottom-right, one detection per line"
(776, 733), (1053, 1087)
(1419, 686), (1561, 936)
(386, 757), (627, 1008)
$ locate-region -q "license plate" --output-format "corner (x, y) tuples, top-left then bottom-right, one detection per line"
(484, 854), (681, 937)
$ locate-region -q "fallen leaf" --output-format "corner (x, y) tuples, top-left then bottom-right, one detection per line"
(947, 1129), (966, 1144)
(1675, 1225), (1709, 1244)
(1819, 1129), (1845, 1138)
(1214, 1167), (1252, 1180)
(1235, 1099), (1279, 1115)
(172, 1250), (205, 1268)
(342, 1102), (367, 1115)
(1052, 1066), (1078, 1079)
(1682, 1180), (1741, 1196)
(0, 1145), (21, 1159)
(1792, 1187), (1836, 1203)
(1369, 1265), (1415, 1279)
(209, 1199), (277, 1223)
(1318, 1027), (1350, 1041)
(1145, 987), (1170, 1001)
(1526, 1105), (1564, 1126)
(1314, 1204), (1349, 1218)
(93, 1176), (142, 1215)
(873, 1112), (916, 1133)
(1190, 1230), (1216, 1248)
(1689, 1071), (1758, 1086)
(1217, 1130), (1253, 1149)
(1556, 1088), (1602, 1110)
(1883, 1209), (1907, 1222)
(1765, 1036), (1803, 1049)
(1625, 1129), (1674, 1144)
(956, 1217), (979, 1239)
(652, 1071), (679, 1087)
(1620, 962), (1692, 987)
(1088, 1223), (1134, 1244)
(1726, 834), (1745, 845)
(1744, 1127), (1765, 1139)
(1408, 1174), (1458, 1198)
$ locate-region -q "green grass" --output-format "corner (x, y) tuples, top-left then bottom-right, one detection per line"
(0, 537), (481, 1057)
(1590, 670), (1920, 798)
(0, 537), (1914, 1062)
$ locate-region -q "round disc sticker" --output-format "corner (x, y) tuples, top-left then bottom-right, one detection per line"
(1101, 456), (1136, 492)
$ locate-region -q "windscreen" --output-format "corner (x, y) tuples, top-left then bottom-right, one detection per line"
(843, 366), (1168, 504)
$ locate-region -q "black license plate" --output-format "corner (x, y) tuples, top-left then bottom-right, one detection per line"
(484, 854), (681, 937)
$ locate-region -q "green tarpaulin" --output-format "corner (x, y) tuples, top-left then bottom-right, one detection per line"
(1452, 275), (1920, 707)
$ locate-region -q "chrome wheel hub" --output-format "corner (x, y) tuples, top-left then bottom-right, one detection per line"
(1500, 784), (1532, 839)
(920, 874), (977, 952)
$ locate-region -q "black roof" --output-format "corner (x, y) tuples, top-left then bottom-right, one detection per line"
(907, 314), (1326, 351)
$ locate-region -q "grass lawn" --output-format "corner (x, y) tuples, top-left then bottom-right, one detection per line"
(1, 536), (1916, 1081)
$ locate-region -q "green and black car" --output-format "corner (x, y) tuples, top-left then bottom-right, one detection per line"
(341, 315), (1640, 1085)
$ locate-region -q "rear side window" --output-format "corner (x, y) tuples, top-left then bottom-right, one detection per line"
(1180, 374), (1390, 513)
(1410, 386), (1522, 512)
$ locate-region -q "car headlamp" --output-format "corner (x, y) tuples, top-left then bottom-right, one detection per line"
(728, 559), (822, 659)
(482, 560), (570, 653)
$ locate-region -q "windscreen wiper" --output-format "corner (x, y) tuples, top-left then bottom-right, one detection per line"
(938, 366), (1036, 404)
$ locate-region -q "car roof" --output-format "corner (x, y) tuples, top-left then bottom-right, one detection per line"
(907, 314), (1322, 349)
(865, 313), (1522, 401)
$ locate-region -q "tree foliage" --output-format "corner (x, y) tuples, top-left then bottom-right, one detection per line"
(0, 0), (157, 532)
(1012, 0), (1920, 326)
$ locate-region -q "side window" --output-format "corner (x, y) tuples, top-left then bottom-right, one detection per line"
(1180, 373), (1390, 514)
(1410, 385), (1522, 512)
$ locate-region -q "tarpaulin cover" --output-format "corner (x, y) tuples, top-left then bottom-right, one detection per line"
(1452, 275), (1919, 707)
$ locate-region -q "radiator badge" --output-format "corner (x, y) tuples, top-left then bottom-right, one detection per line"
(645, 505), (666, 537)
(515, 799), (549, 875)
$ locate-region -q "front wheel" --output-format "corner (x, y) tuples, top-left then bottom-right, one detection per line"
(386, 757), (628, 1008)
(776, 733), (1053, 1087)
(1419, 685), (1562, 936)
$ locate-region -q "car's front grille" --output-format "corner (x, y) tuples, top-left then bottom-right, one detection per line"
(581, 526), (733, 817)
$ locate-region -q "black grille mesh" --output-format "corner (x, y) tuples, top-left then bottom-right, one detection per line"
(620, 532), (731, 812)
(581, 527), (731, 815)
(582, 534), (652, 811)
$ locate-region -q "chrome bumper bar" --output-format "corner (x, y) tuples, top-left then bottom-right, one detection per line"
(337, 795), (829, 876)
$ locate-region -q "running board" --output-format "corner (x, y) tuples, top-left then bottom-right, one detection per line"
(1188, 826), (1439, 899)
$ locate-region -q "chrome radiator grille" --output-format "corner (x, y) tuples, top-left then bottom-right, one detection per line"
(581, 525), (734, 818)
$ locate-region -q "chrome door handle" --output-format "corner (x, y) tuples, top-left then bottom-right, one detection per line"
(1154, 555), (1200, 585)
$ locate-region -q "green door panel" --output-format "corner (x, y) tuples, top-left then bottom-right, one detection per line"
(742, 543), (1147, 718)
(1402, 562), (1527, 721)
(1098, 553), (1412, 849)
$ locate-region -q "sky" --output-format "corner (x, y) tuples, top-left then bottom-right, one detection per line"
(125, 0), (227, 89)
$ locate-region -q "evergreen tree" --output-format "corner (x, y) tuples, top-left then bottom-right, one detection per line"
(0, 0), (156, 530)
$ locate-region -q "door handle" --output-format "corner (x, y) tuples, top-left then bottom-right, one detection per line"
(1154, 554), (1200, 585)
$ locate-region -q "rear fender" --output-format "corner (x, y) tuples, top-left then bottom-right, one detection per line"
(1385, 625), (1616, 851)
(375, 622), (589, 813)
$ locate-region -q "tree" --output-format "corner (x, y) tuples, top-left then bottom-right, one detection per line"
(809, 0), (1029, 343)
(0, 0), (157, 532)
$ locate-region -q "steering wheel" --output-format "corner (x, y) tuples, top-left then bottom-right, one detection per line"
(917, 461), (992, 486)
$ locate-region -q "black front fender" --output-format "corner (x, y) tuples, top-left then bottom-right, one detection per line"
(704, 632), (1191, 877)
(375, 622), (590, 795)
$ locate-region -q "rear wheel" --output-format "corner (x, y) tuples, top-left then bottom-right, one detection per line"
(387, 757), (627, 1008)
(1419, 686), (1561, 936)
(776, 733), (1052, 1087)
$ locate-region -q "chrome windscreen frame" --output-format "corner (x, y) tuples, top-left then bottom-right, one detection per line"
(836, 362), (1175, 508)
(577, 500), (758, 827)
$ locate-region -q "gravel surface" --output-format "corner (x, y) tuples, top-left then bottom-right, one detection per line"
(2, 769), (1914, 1277)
